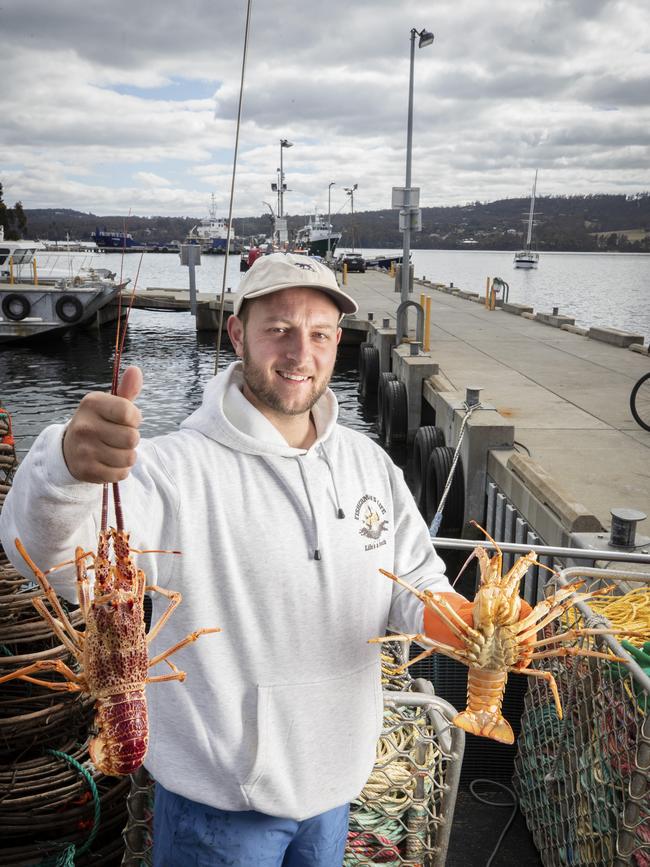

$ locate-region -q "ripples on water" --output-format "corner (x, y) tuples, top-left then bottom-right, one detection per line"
(0, 308), (378, 453)
(1, 246), (647, 451)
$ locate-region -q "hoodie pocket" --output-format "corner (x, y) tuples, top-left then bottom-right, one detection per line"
(241, 660), (382, 820)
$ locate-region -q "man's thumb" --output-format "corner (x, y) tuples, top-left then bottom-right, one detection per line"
(116, 365), (143, 402)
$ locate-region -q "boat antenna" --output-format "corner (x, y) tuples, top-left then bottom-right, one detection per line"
(214, 0), (253, 375)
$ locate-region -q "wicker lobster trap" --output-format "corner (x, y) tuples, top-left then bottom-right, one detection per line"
(514, 568), (650, 867)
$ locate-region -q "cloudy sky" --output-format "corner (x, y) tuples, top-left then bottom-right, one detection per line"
(1, 0), (649, 220)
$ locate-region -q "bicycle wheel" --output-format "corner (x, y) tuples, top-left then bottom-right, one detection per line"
(630, 371), (650, 432)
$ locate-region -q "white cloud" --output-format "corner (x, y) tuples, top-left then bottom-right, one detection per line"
(0, 0), (648, 217)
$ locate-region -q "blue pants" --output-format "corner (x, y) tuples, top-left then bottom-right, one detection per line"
(153, 783), (350, 866)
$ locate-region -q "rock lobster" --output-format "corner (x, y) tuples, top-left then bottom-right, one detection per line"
(370, 522), (624, 744)
(0, 275), (220, 776)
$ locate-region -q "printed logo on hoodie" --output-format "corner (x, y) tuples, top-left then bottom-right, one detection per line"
(355, 494), (389, 550)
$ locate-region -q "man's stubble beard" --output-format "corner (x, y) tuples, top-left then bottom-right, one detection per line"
(241, 337), (333, 416)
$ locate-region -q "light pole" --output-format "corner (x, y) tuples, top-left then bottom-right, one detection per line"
(401, 28), (434, 305)
(327, 181), (335, 261)
(344, 183), (358, 252)
(279, 138), (293, 218)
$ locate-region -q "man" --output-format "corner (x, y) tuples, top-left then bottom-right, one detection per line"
(1, 253), (474, 866)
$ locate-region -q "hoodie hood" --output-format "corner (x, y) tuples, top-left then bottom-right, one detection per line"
(181, 361), (339, 457)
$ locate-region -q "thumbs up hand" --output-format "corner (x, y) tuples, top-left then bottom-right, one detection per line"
(62, 366), (144, 484)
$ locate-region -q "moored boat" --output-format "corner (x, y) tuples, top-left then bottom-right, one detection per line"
(93, 228), (148, 252)
(0, 229), (127, 345)
(186, 194), (234, 254)
(514, 170), (540, 269)
(294, 215), (341, 258)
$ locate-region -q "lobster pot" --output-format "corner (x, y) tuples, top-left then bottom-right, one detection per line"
(119, 648), (465, 867)
(513, 579), (650, 867)
(344, 643), (464, 867)
(0, 560), (129, 864)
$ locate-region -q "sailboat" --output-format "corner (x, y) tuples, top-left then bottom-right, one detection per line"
(513, 170), (540, 269)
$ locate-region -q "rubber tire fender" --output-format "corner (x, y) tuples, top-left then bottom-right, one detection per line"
(424, 445), (465, 533)
(383, 379), (408, 448)
(55, 294), (84, 324)
(358, 344), (380, 403)
(377, 372), (398, 440)
(2, 293), (31, 322)
(411, 426), (446, 515)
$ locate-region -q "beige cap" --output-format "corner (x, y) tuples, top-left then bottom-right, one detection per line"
(233, 252), (358, 317)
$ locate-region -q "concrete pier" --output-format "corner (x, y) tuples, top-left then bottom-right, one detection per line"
(134, 271), (650, 539)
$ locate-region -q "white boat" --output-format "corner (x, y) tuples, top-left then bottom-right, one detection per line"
(294, 215), (341, 258)
(0, 228), (127, 344)
(514, 170), (540, 269)
(186, 194), (233, 254)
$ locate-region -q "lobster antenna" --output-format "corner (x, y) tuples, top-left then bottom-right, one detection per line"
(470, 519), (503, 558)
(107, 238), (143, 532)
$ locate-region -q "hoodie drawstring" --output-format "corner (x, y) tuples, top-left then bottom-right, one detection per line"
(296, 457), (322, 560)
(294, 446), (345, 561)
(319, 444), (346, 519)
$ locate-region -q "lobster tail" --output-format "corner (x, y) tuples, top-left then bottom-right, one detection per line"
(453, 668), (514, 745)
(90, 689), (149, 776)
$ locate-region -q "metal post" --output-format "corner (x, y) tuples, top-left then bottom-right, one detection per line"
(279, 147), (284, 219)
(188, 261), (197, 316)
(327, 181), (335, 261)
(401, 29), (417, 307)
(345, 184), (357, 252)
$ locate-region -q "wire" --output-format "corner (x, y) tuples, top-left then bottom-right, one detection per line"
(430, 401), (482, 537)
(469, 778), (519, 867)
(214, 0), (253, 374)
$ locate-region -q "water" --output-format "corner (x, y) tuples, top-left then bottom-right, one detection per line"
(0, 306), (377, 454)
(37, 246), (650, 336)
(1, 248), (648, 452)
(359, 248), (650, 337)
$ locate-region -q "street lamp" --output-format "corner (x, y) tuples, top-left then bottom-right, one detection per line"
(344, 183), (358, 252)
(401, 27), (434, 306)
(327, 181), (335, 261)
(279, 139), (293, 218)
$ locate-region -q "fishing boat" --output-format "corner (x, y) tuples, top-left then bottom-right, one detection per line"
(0, 228), (127, 344)
(93, 228), (148, 252)
(294, 215), (341, 258)
(186, 194), (234, 254)
(513, 170), (540, 269)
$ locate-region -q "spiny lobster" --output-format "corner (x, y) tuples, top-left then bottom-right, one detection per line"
(370, 522), (625, 744)
(0, 265), (220, 775)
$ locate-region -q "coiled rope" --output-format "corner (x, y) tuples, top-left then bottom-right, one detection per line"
(585, 586), (650, 646)
(38, 749), (101, 866)
(429, 400), (482, 538)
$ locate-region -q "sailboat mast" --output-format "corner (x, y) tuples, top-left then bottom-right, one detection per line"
(525, 170), (538, 250)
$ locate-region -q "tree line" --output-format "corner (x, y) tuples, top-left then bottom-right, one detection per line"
(0, 183), (28, 240)
(6, 190), (650, 253)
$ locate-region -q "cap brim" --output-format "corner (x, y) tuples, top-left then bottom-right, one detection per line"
(234, 282), (358, 316)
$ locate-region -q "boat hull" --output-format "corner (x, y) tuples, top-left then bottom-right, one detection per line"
(307, 235), (341, 257)
(0, 283), (125, 345)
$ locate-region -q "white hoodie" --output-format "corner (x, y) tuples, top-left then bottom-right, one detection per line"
(0, 361), (451, 820)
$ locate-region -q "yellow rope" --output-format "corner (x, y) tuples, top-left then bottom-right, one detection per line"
(586, 586), (650, 647)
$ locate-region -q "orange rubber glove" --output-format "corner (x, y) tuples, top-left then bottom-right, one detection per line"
(423, 593), (533, 652)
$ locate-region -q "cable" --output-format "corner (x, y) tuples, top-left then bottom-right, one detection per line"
(469, 778), (519, 867)
(429, 400), (482, 537)
(214, 0), (253, 374)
